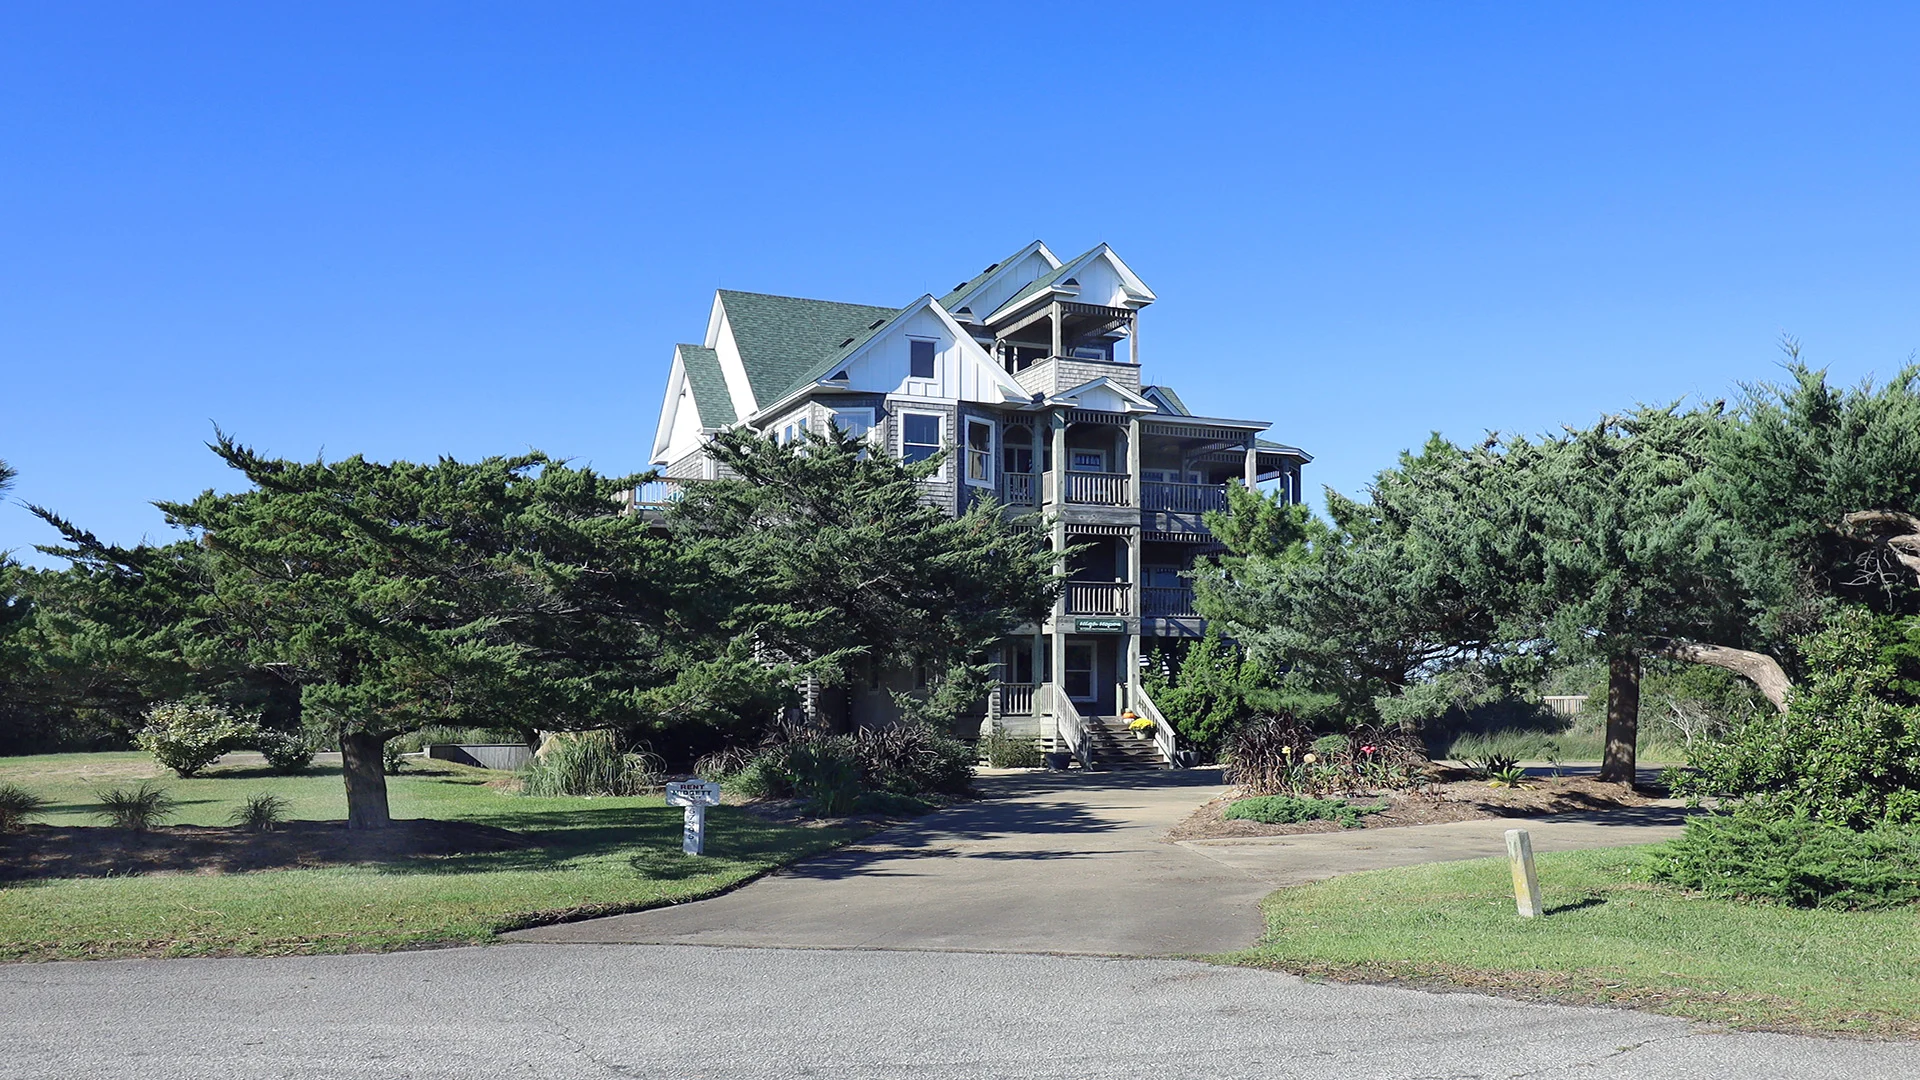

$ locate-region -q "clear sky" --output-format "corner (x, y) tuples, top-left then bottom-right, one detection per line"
(4, 3), (1917, 564)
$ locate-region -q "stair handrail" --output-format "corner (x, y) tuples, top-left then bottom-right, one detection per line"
(1053, 687), (1093, 770)
(1135, 684), (1178, 766)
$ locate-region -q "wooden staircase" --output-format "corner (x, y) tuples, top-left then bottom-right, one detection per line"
(1082, 714), (1167, 770)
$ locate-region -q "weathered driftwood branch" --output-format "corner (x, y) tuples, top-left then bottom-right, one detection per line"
(1839, 510), (1920, 576)
(1652, 641), (1792, 714)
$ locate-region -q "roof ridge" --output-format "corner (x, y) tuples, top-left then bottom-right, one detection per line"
(716, 287), (897, 311)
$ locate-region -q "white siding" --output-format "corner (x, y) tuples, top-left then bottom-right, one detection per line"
(711, 309), (761, 420)
(837, 307), (1016, 404)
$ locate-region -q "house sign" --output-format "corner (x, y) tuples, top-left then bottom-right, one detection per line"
(1074, 618), (1127, 634)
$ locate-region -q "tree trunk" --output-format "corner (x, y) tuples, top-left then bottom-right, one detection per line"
(1597, 653), (1641, 785)
(1840, 510), (1920, 575)
(1652, 640), (1792, 713)
(340, 731), (392, 829)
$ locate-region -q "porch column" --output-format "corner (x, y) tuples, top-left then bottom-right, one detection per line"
(1128, 310), (1139, 366)
(1126, 416), (1142, 509)
(1243, 437), (1259, 488)
(1031, 629), (1045, 715)
(1126, 633), (1140, 713)
(1031, 420), (1044, 505)
(1050, 301), (1063, 359)
(1051, 411), (1068, 505)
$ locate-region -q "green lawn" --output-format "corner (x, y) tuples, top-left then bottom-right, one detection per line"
(1222, 846), (1920, 1036)
(0, 752), (865, 962)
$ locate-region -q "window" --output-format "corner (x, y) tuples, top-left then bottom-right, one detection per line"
(1070, 449), (1108, 472)
(901, 412), (941, 465)
(1064, 641), (1097, 702)
(829, 409), (874, 440)
(798, 417), (809, 436)
(965, 418), (994, 485)
(782, 424), (796, 445)
(1003, 442), (1034, 475)
(1070, 343), (1110, 361)
(909, 338), (936, 380)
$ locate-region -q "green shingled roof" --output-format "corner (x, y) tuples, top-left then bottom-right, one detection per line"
(938, 242), (1042, 311)
(718, 290), (901, 409)
(1143, 385), (1191, 416)
(675, 344), (735, 427)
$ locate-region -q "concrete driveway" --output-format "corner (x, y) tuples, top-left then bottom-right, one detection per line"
(510, 768), (1687, 956)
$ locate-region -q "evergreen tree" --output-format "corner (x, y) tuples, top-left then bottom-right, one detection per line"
(671, 426), (1058, 719)
(154, 435), (751, 828)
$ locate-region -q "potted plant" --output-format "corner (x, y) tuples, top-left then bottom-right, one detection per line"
(1124, 711), (1154, 741)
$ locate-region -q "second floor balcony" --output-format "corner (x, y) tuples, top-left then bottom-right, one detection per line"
(1141, 480), (1228, 515)
(1062, 471), (1131, 506)
(1065, 581), (1131, 616)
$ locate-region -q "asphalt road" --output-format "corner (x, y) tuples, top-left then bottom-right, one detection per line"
(4, 944), (1914, 1079)
(510, 769), (1687, 955)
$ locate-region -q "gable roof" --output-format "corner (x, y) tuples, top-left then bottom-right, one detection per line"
(1142, 385), (1191, 416)
(717, 290), (902, 408)
(1050, 375), (1160, 413)
(675, 344), (735, 427)
(750, 294), (1031, 421)
(985, 242), (1158, 323)
(938, 240), (1060, 313)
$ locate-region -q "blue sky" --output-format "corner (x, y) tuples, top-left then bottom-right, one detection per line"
(4, 3), (1918, 563)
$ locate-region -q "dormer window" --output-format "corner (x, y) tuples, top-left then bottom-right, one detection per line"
(909, 338), (936, 380)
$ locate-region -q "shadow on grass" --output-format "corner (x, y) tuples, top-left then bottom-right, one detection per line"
(1543, 895), (1609, 916)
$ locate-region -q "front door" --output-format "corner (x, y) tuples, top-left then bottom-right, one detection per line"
(1064, 640), (1098, 702)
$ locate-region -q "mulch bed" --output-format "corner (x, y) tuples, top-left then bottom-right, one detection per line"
(0, 820), (534, 883)
(1166, 774), (1664, 841)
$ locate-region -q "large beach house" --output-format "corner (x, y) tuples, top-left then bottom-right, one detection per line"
(648, 242), (1307, 766)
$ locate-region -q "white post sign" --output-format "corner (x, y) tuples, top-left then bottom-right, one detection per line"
(665, 780), (722, 855)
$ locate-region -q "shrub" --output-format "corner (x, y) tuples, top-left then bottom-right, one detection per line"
(1310, 733), (1350, 758)
(228, 792), (290, 831)
(1223, 794), (1385, 829)
(383, 741), (408, 775)
(1222, 714), (1312, 795)
(256, 730), (318, 774)
(723, 756), (784, 799)
(854, 722), (973, 796)
(136, 702), (259, 777)
(1651, 812), (1920, 909)
(1675, 609), (1920, 827)
(94, 780), (177, 831)
(979, 725), (1044, 769)
(0, 784), (48, 831)
(694, 745), (757, 783)
(518, 731), (663, 797)
(1464, 753), (1521, 781)
(778, 738), (864, 816)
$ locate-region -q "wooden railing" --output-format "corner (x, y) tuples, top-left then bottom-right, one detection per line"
(1001, 472), (1037, 506)
(1136, 685), (1178, 767)
(1141, 481), (1228, 514)
(626, 480), (688, 510)
(997, 683), (1036, 716)
(1142, 586), (1198, 618)
(1066, 582), (1132, 616)
(1064, 471), (1130, 506)
(1053, 688), (1092, 769)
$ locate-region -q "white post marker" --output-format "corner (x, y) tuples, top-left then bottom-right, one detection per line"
(665, 780), (722, 856)
(1505, 828), (1543, 918)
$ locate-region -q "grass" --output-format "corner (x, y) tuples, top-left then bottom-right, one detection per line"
(1221, 845), (1920, 1036)
(0, 752), (866, 962)
(1439, 726), (1688, 766)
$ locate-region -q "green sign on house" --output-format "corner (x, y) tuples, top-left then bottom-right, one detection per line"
(1074, 618), (1127, 633)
